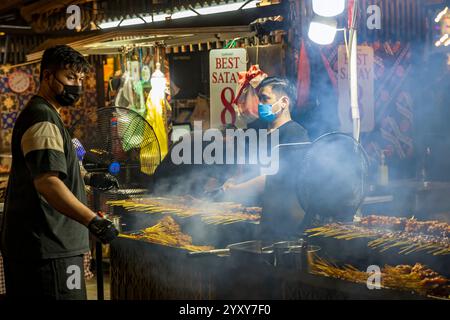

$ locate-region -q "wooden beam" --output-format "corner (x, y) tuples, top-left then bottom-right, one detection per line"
(0, 26), (35, 35)
(163, 32), (255, 46)
(95, 58), (105, 107)
(81, 48), (123, 55)
(20, 0), (93, 22)
(83, 35), (176, 48)
(29, 2), (284, 36)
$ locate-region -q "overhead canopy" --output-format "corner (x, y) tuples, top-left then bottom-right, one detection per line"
(1, 1), (281, 65)
(26, 25), (255, 61)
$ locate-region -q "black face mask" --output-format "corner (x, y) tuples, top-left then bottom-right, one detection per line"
(53, 76), (83, 106)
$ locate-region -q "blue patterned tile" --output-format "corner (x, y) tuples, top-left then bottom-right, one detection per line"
(17, 93), (34, 109)
(84, 91), (97, 108)
(1, 111), (18, 129)
(60, 108), (72, 128)
(0, 128), (13, 149)
(0, 93), (19, 112)
(85, 75), (97, 92)
(70, 107), (84, 125)
(0, 77), (9, 94)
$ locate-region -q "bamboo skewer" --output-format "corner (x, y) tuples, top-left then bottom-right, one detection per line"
(106, 198), (261, 225)
(306, 224), (450, 256)
(310, 257), (450, 299)
(119, 216), (214, 252)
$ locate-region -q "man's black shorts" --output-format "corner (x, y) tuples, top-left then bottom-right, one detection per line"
(3, 255), (87, 300)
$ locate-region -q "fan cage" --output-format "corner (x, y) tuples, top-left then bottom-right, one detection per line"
(296, 132), (370, 222)
(70, 106), (162, 198)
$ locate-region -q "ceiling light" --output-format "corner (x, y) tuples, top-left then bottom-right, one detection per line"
(312, 0), (346, 17)
(98, 20), (120, 29)
(308, 17), (338, 45)
(171, 10), (197, 20)
(120, 17), (145, 27)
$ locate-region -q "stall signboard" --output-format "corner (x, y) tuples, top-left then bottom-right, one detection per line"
(338, 45), (375, 133)
(209, 48), (247, 128)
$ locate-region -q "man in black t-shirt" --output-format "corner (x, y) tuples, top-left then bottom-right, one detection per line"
(0, 45), (119, 299)
(222, 77), (310, 241)
(222, 77), (309, 193)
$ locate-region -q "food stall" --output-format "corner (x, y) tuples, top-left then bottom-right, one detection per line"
(102, 129), (449, 300)
(67, 0), (449, 300)
(0, 0), (449, 302)
(105, 195), (449, 300)
(101, 126), (449, 297)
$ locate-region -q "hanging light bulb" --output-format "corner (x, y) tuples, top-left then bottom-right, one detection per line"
(312, 0), (346, 17)
(308, 17), (338, 45)
(151, 62), (166, 101)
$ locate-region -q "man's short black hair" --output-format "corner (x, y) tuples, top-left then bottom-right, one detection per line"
(257, 77), (297, 111)
(40, 45), (90, 82)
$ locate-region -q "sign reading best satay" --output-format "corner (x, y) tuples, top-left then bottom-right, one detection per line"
(338, 45), (375, 133)
(209, 49), (247, 129)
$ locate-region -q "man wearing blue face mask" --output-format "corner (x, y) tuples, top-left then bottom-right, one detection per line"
(221, 77), (310, 239)
(223, 77), (309, 191)
(257, 77), (309, 145)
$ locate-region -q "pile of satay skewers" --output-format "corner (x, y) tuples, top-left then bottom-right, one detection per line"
(310, 256), (450, 299)
(119, 216), (214, 252)
(306, 216), (450, 256)
(106, 196), (261, 225)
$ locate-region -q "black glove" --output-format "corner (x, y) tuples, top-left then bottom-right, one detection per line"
(88, 216), (119, 244)
(85, 173), (119, 191)
(203, 186), (225, 202)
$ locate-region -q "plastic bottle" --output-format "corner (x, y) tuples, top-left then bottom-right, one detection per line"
(421, 146), (431, 187)
(378, 151), (389, 186)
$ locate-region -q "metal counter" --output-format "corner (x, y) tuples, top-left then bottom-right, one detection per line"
(109, 237), (428, 300)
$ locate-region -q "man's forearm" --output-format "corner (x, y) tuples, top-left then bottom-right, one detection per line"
(223, 175), (266, 202)
(34, 173), (96, 226)
(233, 175), (266, 194)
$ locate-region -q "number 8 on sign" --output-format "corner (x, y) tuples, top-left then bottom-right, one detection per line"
(220, 87), (236, 125)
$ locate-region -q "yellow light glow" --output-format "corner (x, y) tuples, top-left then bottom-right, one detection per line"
(435, 7), (448, 23)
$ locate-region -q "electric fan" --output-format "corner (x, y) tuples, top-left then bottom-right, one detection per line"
(69, 106), (161, 300)
(296, 132), (369, 226)
(260, 132), (369, 241)
(70, 106), (161, 195)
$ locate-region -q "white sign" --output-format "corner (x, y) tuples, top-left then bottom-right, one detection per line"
(338, 45), (375, 133)
(209, 48), (247, 129)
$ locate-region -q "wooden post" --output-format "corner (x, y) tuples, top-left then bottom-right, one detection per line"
(95, 57), (106, 108)
(4, 35), (9, 65)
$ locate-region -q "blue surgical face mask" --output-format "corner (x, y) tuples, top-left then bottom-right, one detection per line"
(258, 99), (283, 122)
